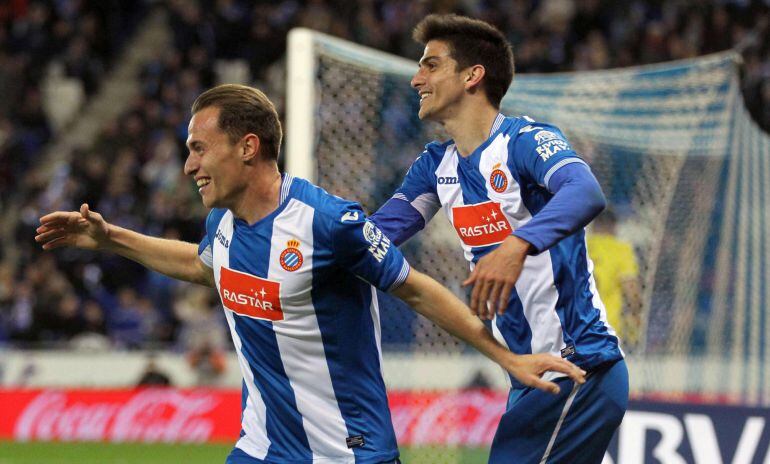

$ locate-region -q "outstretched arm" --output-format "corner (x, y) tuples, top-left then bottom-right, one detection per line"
(35, 203), (214, 287)
(392, 269), (586, 394)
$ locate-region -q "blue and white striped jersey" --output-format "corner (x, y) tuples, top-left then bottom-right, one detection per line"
(372, 114), (623, 387)
(198, 174), (409, 463)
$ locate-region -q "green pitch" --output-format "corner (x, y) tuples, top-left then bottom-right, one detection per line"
(0, 442), (489, 464)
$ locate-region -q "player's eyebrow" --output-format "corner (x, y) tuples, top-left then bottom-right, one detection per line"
(419, 55), (441, 67)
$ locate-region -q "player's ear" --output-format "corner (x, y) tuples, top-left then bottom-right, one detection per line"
(241, 133), (261, 162)
(464, 65), (486, 91)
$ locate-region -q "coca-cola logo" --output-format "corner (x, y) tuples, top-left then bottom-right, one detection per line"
(390, 390), (506, 446)
(14, 390), (221, 442)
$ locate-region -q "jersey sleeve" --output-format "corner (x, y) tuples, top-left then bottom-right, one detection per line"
(512, 162), (606, 253)
(198, 209), (225, 268)
(509, 123), (588, 191)
(198, 235), (213, 268)
(331, 204), (411, 291)
(370, 152), (440, 245)
(198, 210), (219, 268)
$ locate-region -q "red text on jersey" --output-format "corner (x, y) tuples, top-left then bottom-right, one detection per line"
(219, 267), (283, 321)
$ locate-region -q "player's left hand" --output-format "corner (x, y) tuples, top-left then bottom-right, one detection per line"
(503, 353), (587, 395)
(463, 235), (531, 319)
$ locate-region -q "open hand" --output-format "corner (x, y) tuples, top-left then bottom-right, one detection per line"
(503, 353), (587, 395)
(463, 235), (531, 319)
(35, 203), (110, 251)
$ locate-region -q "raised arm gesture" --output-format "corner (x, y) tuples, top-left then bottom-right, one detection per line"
(36, 203), (213, 287)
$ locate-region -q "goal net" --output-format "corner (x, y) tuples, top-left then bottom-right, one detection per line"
(286, 28), (770, 413)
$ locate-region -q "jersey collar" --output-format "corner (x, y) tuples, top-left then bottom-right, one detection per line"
(280, 173), (294, 205)
(455, 113), (509, 163)
(232, 173), (295, 228)
(490, 113), (506, 137)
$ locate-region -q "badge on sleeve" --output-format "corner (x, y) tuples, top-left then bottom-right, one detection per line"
(363, 221), (391, 263)
(533, 130), (570, 161)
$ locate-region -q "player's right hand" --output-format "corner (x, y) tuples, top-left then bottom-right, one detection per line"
(504, 353), (587, 395)
(463, 234), (531, 319)
(35, 203), (110, 251)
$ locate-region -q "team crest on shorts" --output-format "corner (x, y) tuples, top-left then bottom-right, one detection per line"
(279, 239), (303, 272)
(489, 164), (508, 193)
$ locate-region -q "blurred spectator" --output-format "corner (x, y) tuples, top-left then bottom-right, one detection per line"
(101, 289), (170, 349)
(0, 0), (146, 207)
(187, 342), (227, 386)
(174, 284), (227, 386)
(587, 209), (643, 349)
(0, 261), (12, 341)
(109, 287), (148, 349)
(62, 35), (103, 95)
(44, 291), (83, 341)
(7, 282), (34, 342)
(81, 299), (108, 335)
(136, 355), (172, 386)
(69, 299), (111, 351)
(465, 370), (493, 389)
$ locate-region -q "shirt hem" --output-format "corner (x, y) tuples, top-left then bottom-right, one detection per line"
(234, 445), (399, 464)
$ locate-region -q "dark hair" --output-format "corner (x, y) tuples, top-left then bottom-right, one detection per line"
(192, 84), (282, 160)
(413, 14), (514, 108)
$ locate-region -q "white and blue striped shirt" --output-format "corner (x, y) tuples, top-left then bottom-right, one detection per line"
(199, 174), (408, 463)
(372, 114), (623, 388)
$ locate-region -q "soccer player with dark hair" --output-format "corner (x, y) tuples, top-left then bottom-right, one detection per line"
(370, 14), (628, 464)
(36, 84), (585, 464)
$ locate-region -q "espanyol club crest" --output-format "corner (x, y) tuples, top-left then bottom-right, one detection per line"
(489, 163), (508, 193)
(279, 239), (303, 272)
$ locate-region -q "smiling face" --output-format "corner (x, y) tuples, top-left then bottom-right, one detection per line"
(184, 106), (248, 209)
(411, 40), (468, 122)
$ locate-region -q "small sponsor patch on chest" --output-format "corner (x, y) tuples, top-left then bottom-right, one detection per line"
(219, 267), (283, 321)
(451, 201), (512, 247)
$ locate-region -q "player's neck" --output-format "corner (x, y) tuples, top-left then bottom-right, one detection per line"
(442, 103), (499, 157)
(230, 163), (282, 225)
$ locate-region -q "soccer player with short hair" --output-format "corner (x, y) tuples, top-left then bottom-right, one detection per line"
(36, 84), (585, 464)
(370, 14), (628, 464)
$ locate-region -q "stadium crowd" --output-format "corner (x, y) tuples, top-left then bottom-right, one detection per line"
(1, 0), (768, 351)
